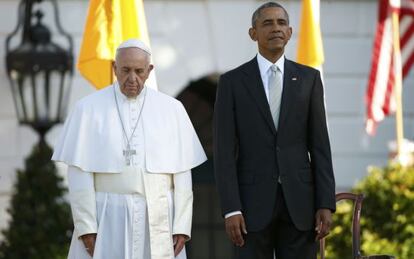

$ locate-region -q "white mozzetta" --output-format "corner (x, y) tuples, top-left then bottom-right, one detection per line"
(52, 82), (207, 173)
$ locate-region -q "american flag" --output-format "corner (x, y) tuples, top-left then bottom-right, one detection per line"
(366, 0), (414, 135)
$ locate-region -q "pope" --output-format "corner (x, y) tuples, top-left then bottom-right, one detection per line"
(52, 39), (207, 259)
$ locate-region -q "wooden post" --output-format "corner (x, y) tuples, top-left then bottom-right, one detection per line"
(110, 61), (114, 83)
(392, 10), (404, 162)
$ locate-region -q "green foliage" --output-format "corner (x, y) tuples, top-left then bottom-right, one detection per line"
(0, 141), (72, 259)
(325, 163), (414, 259)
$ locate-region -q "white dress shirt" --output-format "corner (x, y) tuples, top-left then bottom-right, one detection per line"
(257, 52), (285, 102)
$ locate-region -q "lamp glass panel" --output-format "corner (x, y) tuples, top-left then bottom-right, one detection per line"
(33, 72), (48, 121)
(10, 70), (24, 121)
(21, 75), (35, 122)
(49, 70), (65, 121)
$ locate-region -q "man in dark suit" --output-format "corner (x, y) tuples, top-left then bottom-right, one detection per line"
(213, 2), (336, 258)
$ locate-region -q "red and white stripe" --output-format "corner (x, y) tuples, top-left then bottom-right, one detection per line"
(366, 0), (414, 135)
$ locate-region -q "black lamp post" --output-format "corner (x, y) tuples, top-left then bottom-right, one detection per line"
(6, 0), (73, 141)
(0, 1), (74, 257)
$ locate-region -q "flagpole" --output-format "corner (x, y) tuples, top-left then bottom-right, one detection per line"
(110, 61), (113, 83)
(391, 10), (404, 162)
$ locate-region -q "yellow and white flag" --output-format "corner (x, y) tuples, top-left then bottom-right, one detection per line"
(297, 0), (324, 69)
(78, 0), (156, 89)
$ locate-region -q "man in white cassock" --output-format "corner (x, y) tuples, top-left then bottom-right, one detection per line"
(52, 39), (207, 259)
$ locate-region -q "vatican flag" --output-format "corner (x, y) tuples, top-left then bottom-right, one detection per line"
(78, 0), (156, 89)
(297, 0), (324, 69)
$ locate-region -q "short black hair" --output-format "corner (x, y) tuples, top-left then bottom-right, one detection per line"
(251, 2), (290, 27)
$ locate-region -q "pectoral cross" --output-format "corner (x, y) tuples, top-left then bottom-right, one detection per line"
(123, 145), (136, 166)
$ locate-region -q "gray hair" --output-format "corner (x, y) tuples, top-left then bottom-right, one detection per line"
(251, 2), (289, 27)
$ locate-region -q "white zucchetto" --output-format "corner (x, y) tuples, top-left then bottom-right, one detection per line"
(117, 39), (151, 55)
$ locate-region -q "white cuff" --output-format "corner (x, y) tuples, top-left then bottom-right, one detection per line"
(67, 166), (97, 238)
(70, 190), (98, 238)
(172, 190), (193, 240)
(173, 170), (192, 240)
(225, 211), (242, 219)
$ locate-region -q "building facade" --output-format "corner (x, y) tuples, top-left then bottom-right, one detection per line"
(1, 0), (414, 258)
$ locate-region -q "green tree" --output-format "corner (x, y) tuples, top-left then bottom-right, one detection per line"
(325, 163), (414, 259)
(0, 141), (72, 259)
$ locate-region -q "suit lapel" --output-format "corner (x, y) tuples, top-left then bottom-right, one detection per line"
(278, 59), (300, 130)
(241, 57), (277, 135)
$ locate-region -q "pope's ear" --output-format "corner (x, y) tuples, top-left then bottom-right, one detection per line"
(148, 64), (154, 73)
(249, 27), (257, 41)
(112, 61), (117, 71)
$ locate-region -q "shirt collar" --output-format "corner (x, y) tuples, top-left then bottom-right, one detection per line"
(114, 81), (145, 103)
(257, 52), (285, 77)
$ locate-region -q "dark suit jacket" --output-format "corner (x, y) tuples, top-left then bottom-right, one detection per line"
(213, 56), (336, 232)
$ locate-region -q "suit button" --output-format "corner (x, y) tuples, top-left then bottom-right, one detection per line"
(276, 146), (280, 152)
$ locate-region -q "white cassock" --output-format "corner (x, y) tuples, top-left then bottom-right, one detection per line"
(52, 82), (207, 259)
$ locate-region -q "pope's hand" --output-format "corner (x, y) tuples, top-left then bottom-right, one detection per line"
(81, 233), (97, 257)
(173, 234), (187, 256)
(225, 214), (247, 247)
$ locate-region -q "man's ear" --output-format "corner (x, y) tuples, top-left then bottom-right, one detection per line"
(249, 27), (257, 41)
(287, 27), (293, 41)
(148, 64), (154, 73)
